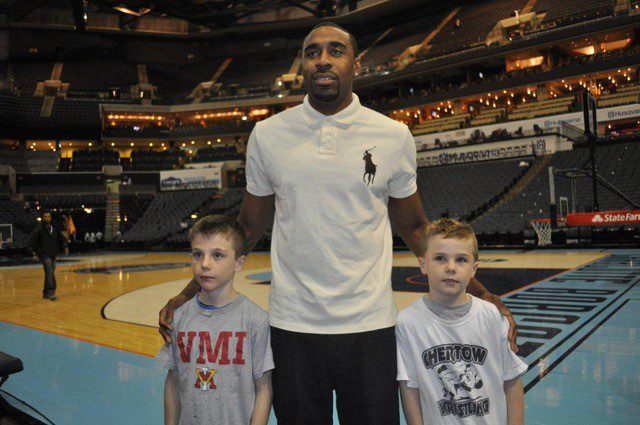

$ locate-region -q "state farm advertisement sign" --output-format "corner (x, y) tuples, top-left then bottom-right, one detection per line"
(566, 210), (640, 227)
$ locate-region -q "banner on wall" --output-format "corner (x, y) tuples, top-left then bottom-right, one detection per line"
(160, 166), (222, 191)
(416, 134), (564, 167)
(566, 210), (640, 227)
(413, 103), (640, 150)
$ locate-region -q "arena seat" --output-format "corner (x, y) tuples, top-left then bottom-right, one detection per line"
(417, 157), (529, 221)
(121, 189), (213, 243)
(423, 0), (529, 59)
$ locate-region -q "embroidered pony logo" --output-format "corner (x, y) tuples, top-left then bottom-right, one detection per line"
(362, 147), (377, 185)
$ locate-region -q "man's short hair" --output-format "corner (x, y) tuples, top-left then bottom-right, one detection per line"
(189, 215), (246, 258)
(420, 218), (478, 260)
(307, 22), (359, 57)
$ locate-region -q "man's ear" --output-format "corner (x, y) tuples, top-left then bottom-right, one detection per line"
(354, 58), (361, 76)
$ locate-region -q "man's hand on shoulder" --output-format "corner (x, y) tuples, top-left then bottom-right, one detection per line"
(159, 294), (188, 344)
(480, 291), (519, 353)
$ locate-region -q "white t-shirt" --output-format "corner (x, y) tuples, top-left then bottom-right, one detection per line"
(246, 93), (417, 334)
(396, 296), (527, 424)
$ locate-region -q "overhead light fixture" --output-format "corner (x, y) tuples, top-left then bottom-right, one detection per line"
(113, 6), (152, 17)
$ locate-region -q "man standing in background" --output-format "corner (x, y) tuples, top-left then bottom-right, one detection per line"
(28, 211), (68, 301)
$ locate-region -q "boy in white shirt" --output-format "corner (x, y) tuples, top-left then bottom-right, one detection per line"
(396, 218), (527, 424)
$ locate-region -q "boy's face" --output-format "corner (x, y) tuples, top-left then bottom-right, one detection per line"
(191, 233), (245, 293)
(419, 235), (478, 303)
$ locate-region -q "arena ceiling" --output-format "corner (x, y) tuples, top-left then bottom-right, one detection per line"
(2, 0), (356, 27)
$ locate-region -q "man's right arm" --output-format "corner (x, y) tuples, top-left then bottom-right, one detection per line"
(158, 191), (275, 343)
(237, 191), (275, 254)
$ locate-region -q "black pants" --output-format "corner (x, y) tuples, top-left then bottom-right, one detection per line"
(40, 256), (57, 296)
(271, 326), (399, 425)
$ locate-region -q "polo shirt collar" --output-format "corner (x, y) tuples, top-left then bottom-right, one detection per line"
(301, 93), (361, 128)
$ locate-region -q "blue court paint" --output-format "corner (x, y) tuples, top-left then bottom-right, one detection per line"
(525, 299), (640, 424)
(0, 323), (165, 424)
(246, 272), (273, 281)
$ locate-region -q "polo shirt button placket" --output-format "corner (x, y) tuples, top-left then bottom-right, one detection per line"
(319, 122), (337, 156)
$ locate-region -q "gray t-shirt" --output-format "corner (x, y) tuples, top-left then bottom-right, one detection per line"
(157, 294), (274, 425)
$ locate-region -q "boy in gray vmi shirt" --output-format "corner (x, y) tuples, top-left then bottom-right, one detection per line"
(157, 215), (274, 425)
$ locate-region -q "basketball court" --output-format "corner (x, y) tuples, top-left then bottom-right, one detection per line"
(2, 2), (640, 424)
(1, 248), (638, 424)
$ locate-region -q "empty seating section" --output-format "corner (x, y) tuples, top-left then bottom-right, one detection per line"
(532, 0), (614, 27)
(62, 61), (138, 96)
(411, 86), (640, 138)
(470, 108), (504, 126)
(122, 189), (212, 243)
(49, 99), (102, 126)
(360, 16), (443, 71)
(0, 94), (22, 123)
(166, 188), (244, 243)
(424, 0), (528, 58)
(127, 150), (179, 171)
(472, 142), (640, 234)
(72, 149), (119, 171)
(598, 86), (639, 108)
(119, 193), (155, 232)
(0, 150), (59, 173)
(413, 114), (470, 135)
(0, 198), (39, 248)
(25, 193), (106, 209)
(217, 54), (292, 88)
(417, 158), (528, 220)
(149, 60), (226, 99)
(508, 96), (574, 120)
(10, 62), (52, 95)
(146, 64), (186, 99)
(194, 146), (242, 163)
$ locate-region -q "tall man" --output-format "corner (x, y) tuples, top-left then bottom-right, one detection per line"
(160, 22), (517, 425)
(29, 212), (68, 301)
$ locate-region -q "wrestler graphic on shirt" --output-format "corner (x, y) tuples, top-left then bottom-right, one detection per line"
(437, 363), (484, 401)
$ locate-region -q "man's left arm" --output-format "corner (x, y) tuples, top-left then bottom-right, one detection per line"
(388, 192), (518, 352)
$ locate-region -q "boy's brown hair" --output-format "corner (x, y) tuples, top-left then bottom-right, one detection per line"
(420, 218), (478, 260)
(188, 215), (246, 258)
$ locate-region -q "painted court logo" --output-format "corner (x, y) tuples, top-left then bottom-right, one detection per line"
(422, 344), (490, 418)
(362, 147), (377, 185)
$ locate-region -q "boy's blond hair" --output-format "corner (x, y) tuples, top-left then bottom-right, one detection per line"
(189, 215), (246, 259)
(420, 218), (478, 260)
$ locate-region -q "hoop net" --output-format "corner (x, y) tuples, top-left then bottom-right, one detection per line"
(531, 218), (552, 247)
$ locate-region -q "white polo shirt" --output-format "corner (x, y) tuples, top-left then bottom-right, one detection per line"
(246, 93), (417, 334)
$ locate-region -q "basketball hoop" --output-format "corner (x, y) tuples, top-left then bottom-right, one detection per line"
(531, 218), (552, 247)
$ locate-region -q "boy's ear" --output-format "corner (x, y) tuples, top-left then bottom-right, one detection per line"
(418, 256), (427, 275)
(471, 260), (479, 278)
(234, 254), (246, 272)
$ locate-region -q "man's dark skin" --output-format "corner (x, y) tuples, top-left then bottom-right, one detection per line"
(159, 25), (518, 352)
